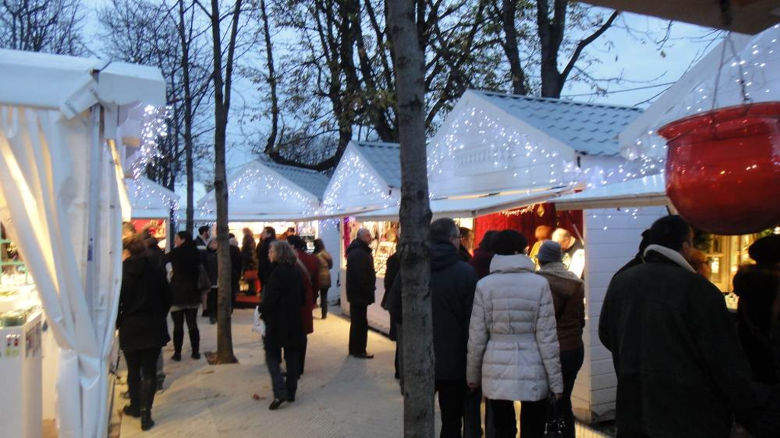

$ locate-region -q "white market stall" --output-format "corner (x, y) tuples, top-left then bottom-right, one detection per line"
(193, 157), (340, 298)
(125, 177), (179, 248)
(549, 25), (780, 423)
(0, 49), (165, 438)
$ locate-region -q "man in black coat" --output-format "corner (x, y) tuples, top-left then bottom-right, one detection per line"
(256, 226), (276, 290)
(599, 215), (753, 438)
(429, 218), (478, 438)
(346, 228), (376, 358)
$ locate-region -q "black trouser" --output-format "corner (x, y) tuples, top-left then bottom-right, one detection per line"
(348, 303), (368, 355)
(559, 346), (584, 438)
(208, 287), (218, 321)
(436, 380), (467, 438)
(319, 288), (329, 317)
(265, 345), (300, 401)
(463, 387), (483, 438)
(125, 347), (161, 411)
(171, 308), (199, 355)
(300, 334), (308, 374)
(489, 398), (546, 438)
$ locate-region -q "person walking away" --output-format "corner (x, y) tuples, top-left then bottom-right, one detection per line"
(241, 227), (257, 272)
(204, 239), (219, 324)
(195, 225), (211, 316)
(118, 237), (171, 431)
(256, 226), (276, 292)
(314, 238), (333, 319)
(467, 230), (563, 438)
(346, 228), (376, 358)
(229, 234), (242, 309)
(536, 241), (585, 438)
(258, 240), (305, 410)
(733, 234), (780, 438)
(429, 219), (478, 438)
(552, 228), (585, 278)
(381, 250), (401, 380)
(163, 231), (202, 361)
(599, 215), (753, 438)
(288, 235), (316, 375)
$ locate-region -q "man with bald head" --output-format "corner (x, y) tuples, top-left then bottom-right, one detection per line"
(346, 228), (377, 358)
(552, 228), (585, 278)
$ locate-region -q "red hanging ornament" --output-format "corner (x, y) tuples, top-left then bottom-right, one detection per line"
(658, 102), (780, 235)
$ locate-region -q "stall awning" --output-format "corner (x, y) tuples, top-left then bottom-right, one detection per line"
(0, 49), (165, 117)
(354, 187), (572, 221)
(126, 177), (179, 219)
(553, 175), (669, 210)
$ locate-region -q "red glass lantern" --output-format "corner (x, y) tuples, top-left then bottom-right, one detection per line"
(658, 102), (780, 235)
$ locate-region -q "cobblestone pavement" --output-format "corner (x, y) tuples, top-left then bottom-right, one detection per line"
(117, 307), (406, 438)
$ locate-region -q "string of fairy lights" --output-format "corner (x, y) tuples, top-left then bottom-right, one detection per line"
(622, 24), (778, 165)
(321, 147), (394, 211)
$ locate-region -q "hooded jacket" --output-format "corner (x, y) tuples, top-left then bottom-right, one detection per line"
(599, 247), (753, 438)
(537, 262), (585, 351)
(430, 241), (478, 381)
(467, 254), (563, 401)
(346, 239), (376, 305)
(118, 256), (172, 352)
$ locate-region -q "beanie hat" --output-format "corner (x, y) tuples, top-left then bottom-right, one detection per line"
(537, 240), (562, 263)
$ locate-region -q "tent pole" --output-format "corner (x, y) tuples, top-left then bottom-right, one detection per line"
(86, 105), (104, 322)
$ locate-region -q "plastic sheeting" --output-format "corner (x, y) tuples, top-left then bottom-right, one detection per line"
(0, 106), (123, 438)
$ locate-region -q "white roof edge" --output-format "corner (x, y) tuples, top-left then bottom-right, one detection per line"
(552, 175), (670, 210)
(260, 160), (322, 202)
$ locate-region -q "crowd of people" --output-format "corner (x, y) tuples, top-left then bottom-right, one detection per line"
(117, 217), (780, 437)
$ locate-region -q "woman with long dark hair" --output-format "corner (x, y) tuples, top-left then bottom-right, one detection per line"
(118, 237), (171, 430)
(163, 231), (202, 361)
(258, 240), (305, 410)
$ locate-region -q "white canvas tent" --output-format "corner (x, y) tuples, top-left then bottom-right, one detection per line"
(0, 49), (165, 438)
(126, 177), (179, 220)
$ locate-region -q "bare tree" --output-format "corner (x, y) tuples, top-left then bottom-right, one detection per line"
(198, 0), (244, 364)
(387, 0), (435, 436)
(0, 0), (86, 54)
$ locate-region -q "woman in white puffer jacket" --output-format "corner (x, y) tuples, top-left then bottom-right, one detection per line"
(467, 230), (563, 438)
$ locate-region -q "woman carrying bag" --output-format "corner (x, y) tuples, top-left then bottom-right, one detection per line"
(467, 230), (563, 438)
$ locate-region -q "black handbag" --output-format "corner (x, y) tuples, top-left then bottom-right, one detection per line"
(543, 397), (566, 438)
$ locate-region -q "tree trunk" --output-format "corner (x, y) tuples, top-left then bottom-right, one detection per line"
(501, 0), (528, 95)
(207, 0), (242, 364)
(259, 0), (279, 154)
(178, 0), (196, 235)
(387, 0), (434, 437)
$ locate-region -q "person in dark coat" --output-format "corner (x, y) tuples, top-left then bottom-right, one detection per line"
(346, 228), (376, 358)
(381, 251), (401, 379)
(469, 230), (498, 280)
(733, 235), (780, 438)
(288, 235), (316, 375)
(599, 215), (753, 438)
(118, 237), (171, 431)
(314, 238), (334, 319)
(229, 234), (242, 308)
(614, 229), (651, 277)
(204, 239), (219, 324)
(241, 227), (257, 272)
(537, 240), (585, 438)
(459, 227), (474, 262)
(429, 218), (478, 438)
(258, 240), (305, 410)
(195, 226), (211, 316)
(256, 226), (276, 291)
(163, 231), (202, 361)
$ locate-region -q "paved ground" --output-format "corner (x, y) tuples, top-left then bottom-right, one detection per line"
(117, 307), (408, 438)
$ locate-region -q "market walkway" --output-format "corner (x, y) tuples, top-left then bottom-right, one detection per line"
(116, 307), (404, 438)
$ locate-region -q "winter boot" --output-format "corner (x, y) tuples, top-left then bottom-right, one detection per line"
(140, 378), (156, 431)
(189, 327), (200, 359)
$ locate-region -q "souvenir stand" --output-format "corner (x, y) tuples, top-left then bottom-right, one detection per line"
(315, 141), (401, 331)
(341, 92), (641, 333)
(125, 177), (179, 249)
(0, 49), (165, 438)
(192, 157), (339, 300)
(549, 24), (780, 424)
